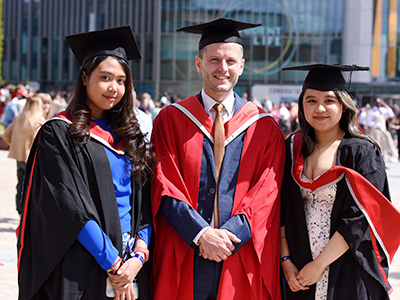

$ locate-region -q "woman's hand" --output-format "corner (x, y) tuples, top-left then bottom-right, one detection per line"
(107, 256), (143, 299)
(296, 259), (325, 287)
(281, 259), (309, 292)
(295, 231), (348, 287)
(109, 257), (143, 289)
(108, 276), (135, 300)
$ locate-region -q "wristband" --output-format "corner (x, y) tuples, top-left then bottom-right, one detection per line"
(280, 255), (291, 263)
(107, 257), (123, 275)
(134, 246), (149, 262)
(133, 253), (145, 266)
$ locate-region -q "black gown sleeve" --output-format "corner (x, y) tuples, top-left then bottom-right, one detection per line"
(17, 120), (110, 299)
(337, 138), (390, 198)
(281, 136), (295, 227)
(331, 138), (391, 298)
(335, 138), (390, 240)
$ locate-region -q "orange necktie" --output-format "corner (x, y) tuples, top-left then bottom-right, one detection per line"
(213, 103), (225, 228)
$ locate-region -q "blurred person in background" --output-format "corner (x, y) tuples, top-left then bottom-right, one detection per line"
(138, 92), (154, 116)
(37, 92), (53, 120)
(159, 91), (171, 106)
(262, 96), (273, 113)
(133, 87), (153, 141)
(0, 86), (11, 117)
(367, 98), (398, 163)
(2, 93), (19, 128)
(51, 91), (68, 116)
(12, 85), (27, 113)
(3, 96), (45, 215)
(389, 103), (400, 159)
(251, 95), (263, 107)
(397, 104), (400, 159)
(358, 104), (370, 135)
(289, 101), (299, 133)
(279, 102), (291, 137)
(387, 103), (399, 141)
(150, 97), (168, 122)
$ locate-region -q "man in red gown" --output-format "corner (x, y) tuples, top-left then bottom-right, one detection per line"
(151, 18), (285, 300)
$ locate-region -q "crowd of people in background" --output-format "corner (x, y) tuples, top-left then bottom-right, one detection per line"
(0, 84), (69, 128)
(2, 15), (400, 300)
(0, 81), (398, 228)
(1, 83), (399, 165)
(1, 20), (400, 300)
(248, 93), (400, 164)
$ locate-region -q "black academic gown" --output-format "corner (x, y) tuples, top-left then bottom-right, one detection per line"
(17, 118), (152, 300)
(281, 135), (391, 300)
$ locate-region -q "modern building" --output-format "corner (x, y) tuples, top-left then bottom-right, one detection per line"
(3, 0), (400, 105)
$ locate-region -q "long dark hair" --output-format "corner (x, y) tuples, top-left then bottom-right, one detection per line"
(297, 89), (380, 157)
(66, 55), (155, 185)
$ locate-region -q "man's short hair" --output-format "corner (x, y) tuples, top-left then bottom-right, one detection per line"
(198, 43), (244, 59)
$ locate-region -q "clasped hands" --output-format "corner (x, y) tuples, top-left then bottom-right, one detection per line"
(198, 228), (241, 262)
(281, 259), (326, 292)
(108, 256), (143, 300)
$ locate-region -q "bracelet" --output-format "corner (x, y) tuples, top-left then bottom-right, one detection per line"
(280, 255), (291, 263)
(133, 253), (145, 266)
(134, 246), (149, 262)
(107, 257), (124, 275)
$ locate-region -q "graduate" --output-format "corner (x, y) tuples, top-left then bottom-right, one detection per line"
(280, 64), (400, 300)
(150, 18), (285, 300)
(17, 26), (155, 300)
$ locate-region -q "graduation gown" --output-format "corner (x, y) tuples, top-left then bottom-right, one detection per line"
(17, 113), (152, 300)
(151, 94), (285, 300)
(281, 133), (400, 300)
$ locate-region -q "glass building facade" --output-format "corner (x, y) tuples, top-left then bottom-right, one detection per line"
(3, 0), (400, 103)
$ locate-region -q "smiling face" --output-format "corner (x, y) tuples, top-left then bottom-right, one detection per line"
(82, 56), (126, 119)
(195, 42), (244, 102)
(302, 88), (344, 135)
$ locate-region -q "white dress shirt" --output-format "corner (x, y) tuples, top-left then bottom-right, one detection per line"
(193, 89), (236, 245)
(201, 89), (235, 122)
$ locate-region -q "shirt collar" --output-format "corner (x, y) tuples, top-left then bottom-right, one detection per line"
(201, 89), (235, 119)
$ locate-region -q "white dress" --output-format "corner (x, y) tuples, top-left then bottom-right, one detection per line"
(300, 173), (343, 300)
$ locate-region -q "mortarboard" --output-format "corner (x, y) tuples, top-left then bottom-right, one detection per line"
(65, 26), (141, 66)
(282, 64), (370, 91)
(177, 18), (261, 50)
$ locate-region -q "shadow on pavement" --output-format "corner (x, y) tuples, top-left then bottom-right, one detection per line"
(391, 272), (400, 280)
(0, 227), (17, 234)
(0, 217), (19, 224)
(0, 217), (19, 234)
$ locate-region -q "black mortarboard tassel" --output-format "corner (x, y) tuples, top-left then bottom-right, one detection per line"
(177, 18), (261, 50)
(65, 26), (141, 66)
(282, 64), (370, 91)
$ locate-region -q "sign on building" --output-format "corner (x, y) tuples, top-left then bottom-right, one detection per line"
(251, 84), (302, 105)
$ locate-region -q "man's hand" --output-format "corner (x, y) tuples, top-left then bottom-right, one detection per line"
(198, 228), (241, 262)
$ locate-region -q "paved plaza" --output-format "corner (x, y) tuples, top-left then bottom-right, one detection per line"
(1, 149), (400, 299)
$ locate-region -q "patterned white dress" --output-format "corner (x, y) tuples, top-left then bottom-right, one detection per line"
(300, 173), (343, 300)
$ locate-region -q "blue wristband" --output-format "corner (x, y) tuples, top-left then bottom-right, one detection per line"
(280, 255), (291, 263)
(133, 253), (145, 266)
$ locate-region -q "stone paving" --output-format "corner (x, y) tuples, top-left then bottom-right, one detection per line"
(0, 150), (19, 300)
(0, 149), (400, 299)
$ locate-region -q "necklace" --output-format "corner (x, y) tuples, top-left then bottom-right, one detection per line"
(314, 132), (345, 153)
(315, 140), (338, 152)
